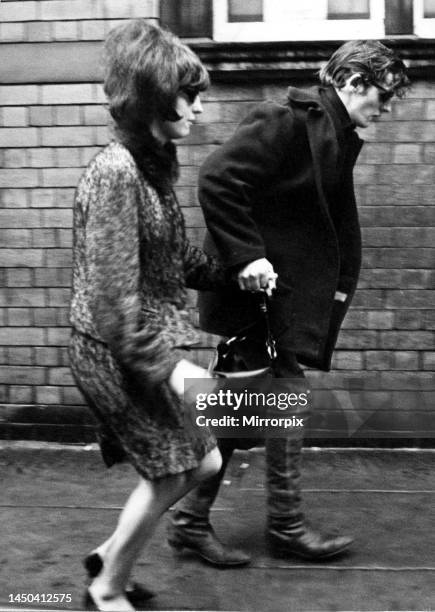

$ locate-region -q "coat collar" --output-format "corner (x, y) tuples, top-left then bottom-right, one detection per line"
(286, 85), (363, 224)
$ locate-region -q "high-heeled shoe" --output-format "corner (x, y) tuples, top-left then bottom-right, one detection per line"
(84, 553), (155, 604)
(83, 589), (97, 611)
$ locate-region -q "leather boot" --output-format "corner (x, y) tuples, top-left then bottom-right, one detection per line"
(265, 408), (353, 562)
(268, 514), (353, 560)
(167, 517), (251, 566)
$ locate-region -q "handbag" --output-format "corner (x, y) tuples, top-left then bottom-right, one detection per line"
(208, 293), (276, 449)
(210, 292), (276, 378)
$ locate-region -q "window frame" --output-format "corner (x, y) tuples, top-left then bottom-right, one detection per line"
(414, 0), (435, 36)
(212, 0), (385, 42)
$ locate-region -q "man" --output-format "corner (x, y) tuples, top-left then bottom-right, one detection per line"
(168, 40), (409, 565)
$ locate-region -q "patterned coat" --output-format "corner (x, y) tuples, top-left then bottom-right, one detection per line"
(69, 140), (225, 479)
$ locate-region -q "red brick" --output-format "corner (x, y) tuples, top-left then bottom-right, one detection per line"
(63, 386), (87, 405)
(0, 22), (26, 42)
(7, 308), (32, 326)
(52, 20), (79, 41)
(6, 269), (33, 287)
(82, 106), (108, 125)
(26, 21), (52, 42)
(422, 353), (435, 370)
(29, 106), (54, 126)
(28, 148), (55, 167)
(0, 366), (45, 384)
(9, 386), (34, 404)
(393, 352), (420, 370)
(331, 351), (363, 370)
(386, 290), (435, 309)
(0, 249), (44, 267)
(41, 127), (96, 147)
(358, 143), (392, 164)
(30, 188), (75, 208)
(1, 2), (38, 22)
(364, 351), (393, 370)
(0, 189), (29, 208)
(41, 167), (82, 187)
(34, 268), (71, 287)
(393, 99), (425, 120)
(182, 207), (205, 227)
(3, 149), (28, 168)
(57, 308), (70, 326)
(58, 229), (73, 247)
(47, 289), (70, 307)
(45, 249), (72, 267)
(336, 330), (378, 349)
(423, 311), (435, 330)
(34, 347), (60, 366)
(103, 0), (158, 18)
(1, 107), (28, 127)
(0, 86), (38, 106)
(79, 20), (106, 41)
(35, 386), (62, 405)
(363, 248), (433, 268)
(0, 169), (38, 188)
(367, 311), (394, 329)
(0, 328), (44, 346)
(41, 209), (73, 228)
(95, 126), (110, 145)
(394, 311), (422, 330)
(7, 347), (33, 365)
(365, 184), (433, 207)
(350, 290), (384, 309)
(55, 148), (81, 167)
(55, 106), (81, 126)
(353, 165), (377, 185)
(0, 229), (32, 248)
(48, 367), (74, 385)
(379, 331), (433, 350)
(41, 84), (96, 104)
(46, 327), (71, 346)
(31, 229), (57, 247)
(392, 144), (422, 164)
(34, 308), (57, 327)
(0, 288), (45, 307)
(341, 310), (369, 329)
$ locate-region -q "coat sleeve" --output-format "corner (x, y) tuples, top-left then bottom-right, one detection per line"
(86, 161), (178, 385)
(183, 241), (228, 290)
(198, 101), (295, 269)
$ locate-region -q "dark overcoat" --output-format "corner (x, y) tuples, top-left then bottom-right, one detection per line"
(198, 86), (364, 371)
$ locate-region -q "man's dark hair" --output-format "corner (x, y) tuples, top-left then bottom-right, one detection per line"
(319, 40), (409, 97)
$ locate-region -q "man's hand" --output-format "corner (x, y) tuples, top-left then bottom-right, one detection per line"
(237, 258), (278, 295)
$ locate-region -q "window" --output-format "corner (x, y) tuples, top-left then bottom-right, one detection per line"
(228, 0), (263, 22)
(424, 0), (435, 15)
(414, 0), (435, 36)
(213, 0), (385, 42)
(327, 0), (370, 20)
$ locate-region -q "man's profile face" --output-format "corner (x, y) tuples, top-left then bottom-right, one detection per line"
(344, 72), (396, 129)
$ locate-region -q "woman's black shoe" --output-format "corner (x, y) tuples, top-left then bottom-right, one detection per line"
(83, 589), (97, 610)
(84, 553), (155, 604)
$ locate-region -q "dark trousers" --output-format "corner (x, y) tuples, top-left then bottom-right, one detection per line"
(173, 334), (309, 527)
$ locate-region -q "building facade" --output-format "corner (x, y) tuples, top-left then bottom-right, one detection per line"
(0, 0), (434, 442)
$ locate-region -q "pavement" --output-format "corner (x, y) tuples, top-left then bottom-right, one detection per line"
(1, 442), (434, 612)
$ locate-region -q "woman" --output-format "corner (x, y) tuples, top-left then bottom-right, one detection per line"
(69, 20), (225, 612)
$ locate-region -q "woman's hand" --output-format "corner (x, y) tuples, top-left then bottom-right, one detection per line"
(169, 358), (211, 396)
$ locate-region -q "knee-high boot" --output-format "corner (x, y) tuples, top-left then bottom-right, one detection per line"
(167, 439), (251, 566)
(266, 435), (353, 560)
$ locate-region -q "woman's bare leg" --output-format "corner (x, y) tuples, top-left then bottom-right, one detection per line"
(88, 447), (221, 611)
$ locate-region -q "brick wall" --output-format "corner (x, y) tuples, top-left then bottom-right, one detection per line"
(0, 1), (434, 442)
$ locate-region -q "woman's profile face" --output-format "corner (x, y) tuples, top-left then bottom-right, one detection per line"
(152, 91), (203, 143)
